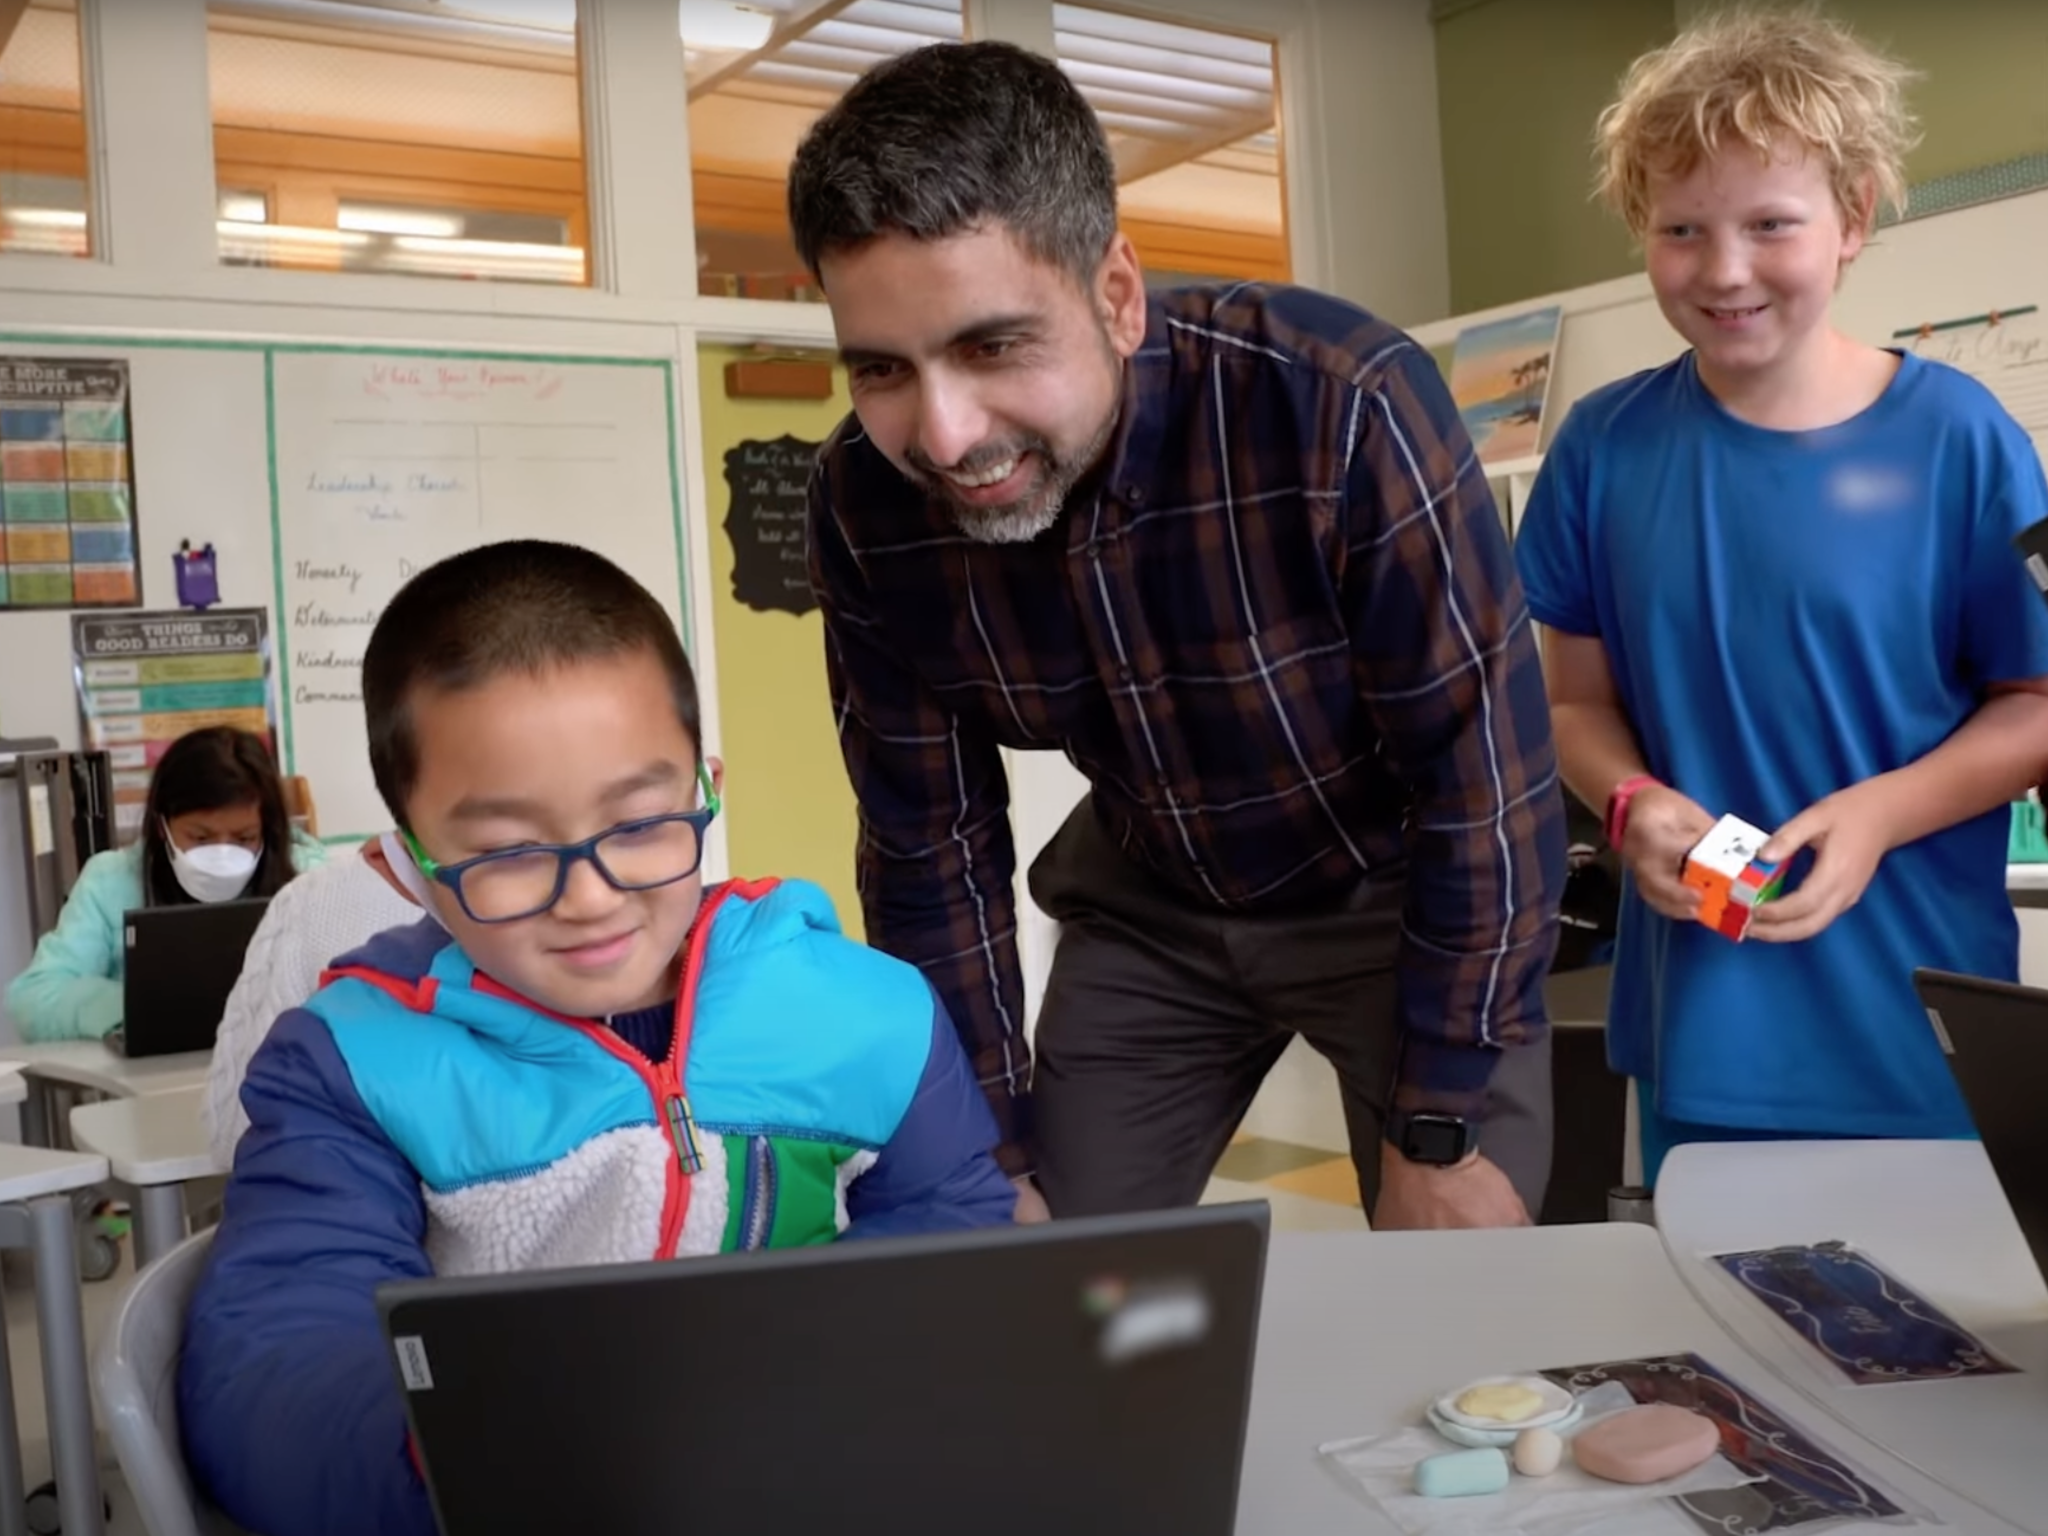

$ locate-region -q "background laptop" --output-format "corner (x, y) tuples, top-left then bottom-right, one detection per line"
(1912, 967), (2048, 1278)
(115, 897), (269, 1058)
(380, 1202), (1269, 1536)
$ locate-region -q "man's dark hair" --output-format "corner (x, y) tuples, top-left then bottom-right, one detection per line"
(363, 540), (700, 827)
(787, 40), (1118, 286)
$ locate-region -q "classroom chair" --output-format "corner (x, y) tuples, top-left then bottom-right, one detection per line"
(93, 1229), (246, 1536)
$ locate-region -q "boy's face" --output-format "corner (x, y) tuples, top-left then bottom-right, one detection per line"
(821, 222), (1149, 546)
(1642, 141), (1867, 396)
(400, 648), (710, 1020)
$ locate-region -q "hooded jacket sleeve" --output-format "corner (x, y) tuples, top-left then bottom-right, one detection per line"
(178, 1008), (437, 1536)
(842, 991), (1018, 1238)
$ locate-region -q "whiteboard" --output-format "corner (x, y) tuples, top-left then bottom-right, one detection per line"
(269, 348), (686, 839)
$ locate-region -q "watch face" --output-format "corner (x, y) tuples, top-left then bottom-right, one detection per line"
(1407, 1114), (1469, 1165)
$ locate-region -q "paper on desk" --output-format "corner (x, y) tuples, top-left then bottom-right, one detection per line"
(1318, 1384), (1758, 1536)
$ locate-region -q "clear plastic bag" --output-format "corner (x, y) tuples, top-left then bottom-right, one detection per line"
(1318, 1383), (1764, 1536)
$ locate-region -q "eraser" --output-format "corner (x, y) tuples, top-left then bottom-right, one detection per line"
(1414, 1447), (1511, 1498)
(1573, 1404), (1719, 1485)
(1513, 1426), (1563, 1476)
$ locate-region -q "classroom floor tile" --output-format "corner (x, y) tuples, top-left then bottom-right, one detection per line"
(1211, 1135), (1341, 1183)
(1262, 1153), (1366, 1208)
(1200, 1176), (1367, 1232)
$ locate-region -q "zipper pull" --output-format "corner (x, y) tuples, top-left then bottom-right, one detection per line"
(664, 1093), (704, 1176)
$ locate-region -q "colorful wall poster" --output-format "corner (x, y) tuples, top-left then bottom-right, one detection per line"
(71, 609), (275, 842)
(1448, 306), (1562, 466)
(0, 357), (141, 608)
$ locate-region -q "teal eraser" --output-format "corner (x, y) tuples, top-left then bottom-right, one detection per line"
(1414, 1447), (1511, 1498)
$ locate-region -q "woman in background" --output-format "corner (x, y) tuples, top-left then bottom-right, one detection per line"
(3, 726), (325, 1041)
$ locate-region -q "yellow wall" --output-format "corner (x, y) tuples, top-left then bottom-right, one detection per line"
(699, 346), (864, 937)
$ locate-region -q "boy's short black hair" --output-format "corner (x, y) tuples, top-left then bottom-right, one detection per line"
(363, 541), (700, 828)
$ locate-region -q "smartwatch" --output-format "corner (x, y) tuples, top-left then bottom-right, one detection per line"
(1385, 1110), (1476, 1167)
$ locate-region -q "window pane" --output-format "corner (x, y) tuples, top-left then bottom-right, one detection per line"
(0, 0), (90, 259)
(1054, 4), (1287, 286)
(689, 0), (964, 302)
(206, 0), (588, 285)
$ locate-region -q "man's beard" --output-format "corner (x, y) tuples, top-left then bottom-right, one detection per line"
(907, 406), (1120, 546)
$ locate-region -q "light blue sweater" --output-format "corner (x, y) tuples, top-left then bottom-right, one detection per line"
(3, 833), (328, 1042)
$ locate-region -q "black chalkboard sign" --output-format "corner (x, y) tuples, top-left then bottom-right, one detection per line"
(723, 435), (821, 616)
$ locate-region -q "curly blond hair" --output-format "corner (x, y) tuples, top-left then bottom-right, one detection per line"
(1595, 6), (1919, 237)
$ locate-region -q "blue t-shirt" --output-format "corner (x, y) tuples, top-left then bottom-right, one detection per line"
(1517, 351), (2048, 1136)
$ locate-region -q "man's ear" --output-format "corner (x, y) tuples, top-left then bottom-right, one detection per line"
(1095, 234), (1148, 359)
(706, 755), (725, 799)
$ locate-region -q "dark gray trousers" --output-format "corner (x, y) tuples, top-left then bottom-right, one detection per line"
(1027, 802), (1554, 1221)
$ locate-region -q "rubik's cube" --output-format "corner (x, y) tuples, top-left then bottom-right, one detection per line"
(1682, 814), (1785, 941)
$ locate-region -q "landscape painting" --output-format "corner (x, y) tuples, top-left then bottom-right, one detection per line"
(1448, 305), (1561, 465)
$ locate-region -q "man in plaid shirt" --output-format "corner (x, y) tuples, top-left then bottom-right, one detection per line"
(790, 41), (1567, 1229)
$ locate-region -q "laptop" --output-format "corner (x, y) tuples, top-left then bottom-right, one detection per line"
(379, 1202), (1270, 1536)
(114, 897), (269, 1058)
(1912, 968), (2048, 1277)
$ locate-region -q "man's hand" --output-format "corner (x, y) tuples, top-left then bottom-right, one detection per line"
(1619, 783), (1717, 921)
(1746, 780), (1901, 944)
(1373, 1145), (1531, 1230)
(1009, 1175), (1051, 1224)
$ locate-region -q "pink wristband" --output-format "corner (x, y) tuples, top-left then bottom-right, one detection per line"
(1604, 774), (1659, 850)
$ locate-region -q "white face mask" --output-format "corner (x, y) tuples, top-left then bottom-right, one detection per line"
(378, 831), (446, 927)
(165, 825), (260, 904)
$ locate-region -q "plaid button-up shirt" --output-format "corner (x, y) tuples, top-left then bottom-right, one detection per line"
(810, 284), (1565, 1169)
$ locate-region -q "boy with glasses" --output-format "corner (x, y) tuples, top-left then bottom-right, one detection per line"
(180, 540), (1015, 1536)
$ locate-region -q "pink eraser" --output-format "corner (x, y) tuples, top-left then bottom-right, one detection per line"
(1572, 1404), (1719, 1485)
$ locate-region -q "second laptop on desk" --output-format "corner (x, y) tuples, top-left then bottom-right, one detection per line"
(114, 897), (268, 1058)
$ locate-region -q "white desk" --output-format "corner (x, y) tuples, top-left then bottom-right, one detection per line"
(1240, 1222), (2035, 1534)
(12, 1040), (210, 1151)
(12, 1040), (211, 1099)
(1655, 1141), (2048, 1534)
(68, 1088), (217, 1267)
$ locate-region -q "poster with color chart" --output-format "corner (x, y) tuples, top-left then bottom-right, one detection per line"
(1448, 306), (1561, 467)
(71, 609), (276, 843)
(0, 357), (141, 608)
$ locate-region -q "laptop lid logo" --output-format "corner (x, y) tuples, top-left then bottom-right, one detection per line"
(394, 1335), (436, 1392)
(1083, 1276), (1213, 1366)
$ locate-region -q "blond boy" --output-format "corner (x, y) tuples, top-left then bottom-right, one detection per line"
(1515, 8), (2048, 1181)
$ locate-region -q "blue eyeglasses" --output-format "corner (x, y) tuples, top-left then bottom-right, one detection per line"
(403, 764), (721, 925)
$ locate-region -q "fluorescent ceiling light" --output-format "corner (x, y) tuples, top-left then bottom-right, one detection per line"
(2, 208), (88, 228)
(218, 193), (269, 224)
(217, 221), (374, 248)
(428, 0), (577, 29)
(338, 203), (465, 238)
(680, 0), (774, 51)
